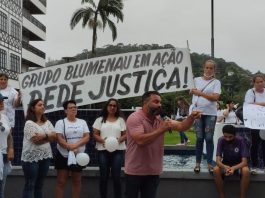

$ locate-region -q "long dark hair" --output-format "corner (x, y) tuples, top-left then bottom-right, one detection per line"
(25, 99), (47, 122)
(101, 98), (121, 123)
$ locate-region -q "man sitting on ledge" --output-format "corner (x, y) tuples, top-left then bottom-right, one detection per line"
(213, 124), (250, 198)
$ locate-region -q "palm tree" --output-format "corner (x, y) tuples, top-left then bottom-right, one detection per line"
(70, 0), (124, 56)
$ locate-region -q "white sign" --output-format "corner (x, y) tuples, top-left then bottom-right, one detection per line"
(243, 103), (265, 129)
(18, 48), (193, 113)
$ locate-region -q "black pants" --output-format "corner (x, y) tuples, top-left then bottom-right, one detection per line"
(250, 129), (265, 167)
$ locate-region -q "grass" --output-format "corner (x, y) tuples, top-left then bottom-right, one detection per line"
(164, 127), (196, 145)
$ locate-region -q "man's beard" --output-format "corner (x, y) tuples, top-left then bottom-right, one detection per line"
(149, 106), (162, 116)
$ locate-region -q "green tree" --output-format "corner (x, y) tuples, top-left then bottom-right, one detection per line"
(70, 0), (124, 56)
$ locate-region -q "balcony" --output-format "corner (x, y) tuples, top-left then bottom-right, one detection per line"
(23, 8), (46, 41)
(0, 67), (18, 80)
(23, 0), (46, 14)
(22, 41), (45, 67)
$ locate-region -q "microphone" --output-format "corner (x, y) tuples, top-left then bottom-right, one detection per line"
(160, 111), (172, 133)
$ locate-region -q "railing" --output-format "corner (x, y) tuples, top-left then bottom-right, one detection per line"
(22, 41), (45, 59)
(0, 67), (18, 80)
(22, 8), (46, 32)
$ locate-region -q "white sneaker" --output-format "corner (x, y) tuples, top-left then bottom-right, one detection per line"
(176, 143), (186, 146)
(250, 168), (257, 175)
(186, 139), (191, 144)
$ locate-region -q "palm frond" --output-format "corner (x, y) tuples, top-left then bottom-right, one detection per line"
(108, 0), (124, 10)
(106, 18), (117, 41)
(81, 11), (94, 28)
(82, 0), (97, 8)
(98, 9), (107, 28)
(70, 7), (95, 29)
(104, 6), (124, 22)
(98, 0), (109, 7)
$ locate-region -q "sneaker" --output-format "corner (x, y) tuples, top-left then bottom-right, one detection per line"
(176, 143), (186, 146)
(250, 168), (257, 175)
(185, 139), (191, 144)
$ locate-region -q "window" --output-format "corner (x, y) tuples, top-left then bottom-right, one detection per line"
(14, 0), (22, 7)
(0, 49), (7, 68)
(0, 11), (7, 32)
(10, 19), (21, 40)
(10, 53), (20, 72)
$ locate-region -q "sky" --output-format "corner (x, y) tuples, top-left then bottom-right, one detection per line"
(34, 0), (265, 73)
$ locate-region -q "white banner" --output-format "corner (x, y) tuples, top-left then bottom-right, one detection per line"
(243, 103), (265, 129)
(18, 48), (194, 113)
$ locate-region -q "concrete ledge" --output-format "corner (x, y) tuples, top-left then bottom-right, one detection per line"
(6, 166), (265, 198)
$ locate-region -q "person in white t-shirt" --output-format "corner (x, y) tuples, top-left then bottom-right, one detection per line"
(244, 73), (265, 174)
(190, 59), (221, 174)
(93, 98), (126, 198)
(223, 100), (239, 124)
(0, 93), (13, 198)
(54, 100), (90, 198)
(216, 101), (224, 123)
(0, 73), (21, 128)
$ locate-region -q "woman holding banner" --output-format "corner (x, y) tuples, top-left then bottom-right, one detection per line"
(190, 59), (221, 173)
(244, 73), (265, 174)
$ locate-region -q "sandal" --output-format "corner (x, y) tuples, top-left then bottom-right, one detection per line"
(194, 165), (200, 174)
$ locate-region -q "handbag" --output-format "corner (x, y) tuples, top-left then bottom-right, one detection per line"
(235, 106), (243, 122)
(235, 89), (256, 123)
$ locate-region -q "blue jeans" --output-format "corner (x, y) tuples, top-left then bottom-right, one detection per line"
(0, 159), (11, 198)
(22, 159), (50, 198)
(125, 174), (160, 198)
(179, 131), (188, 143)
(98, 150), (124, 198)
(194, 115), (216, 164)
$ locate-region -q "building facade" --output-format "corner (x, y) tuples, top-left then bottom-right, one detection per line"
(0, 0), (46, 88)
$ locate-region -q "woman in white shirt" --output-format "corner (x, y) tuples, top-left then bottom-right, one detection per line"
(54, 100), (90, 198)
(0, 93), (13, 198)
(223, 100), (239, 124)
(93, 98), (126, 198)
(190, 59), (221, 174)
(21, 99), (56, 198)
(244, 73), (265, 174)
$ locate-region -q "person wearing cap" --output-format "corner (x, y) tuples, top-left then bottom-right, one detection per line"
(0, 93), (14, 198)
(213, 125), (250, 198)
(0, 73), (21, 129)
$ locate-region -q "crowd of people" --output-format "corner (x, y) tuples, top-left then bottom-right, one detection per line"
(0, 62), (264, 198)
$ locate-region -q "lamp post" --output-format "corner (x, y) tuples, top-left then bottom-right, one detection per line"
(211, 0), (214, 58)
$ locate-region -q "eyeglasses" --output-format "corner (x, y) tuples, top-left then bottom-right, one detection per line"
(108, 104), (117, 108)
(0, 122), (5, 132)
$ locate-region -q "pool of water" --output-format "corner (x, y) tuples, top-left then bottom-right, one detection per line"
(163, 155), (208, 170)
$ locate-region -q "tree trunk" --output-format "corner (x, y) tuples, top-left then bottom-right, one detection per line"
(91, 13), (98, 57)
